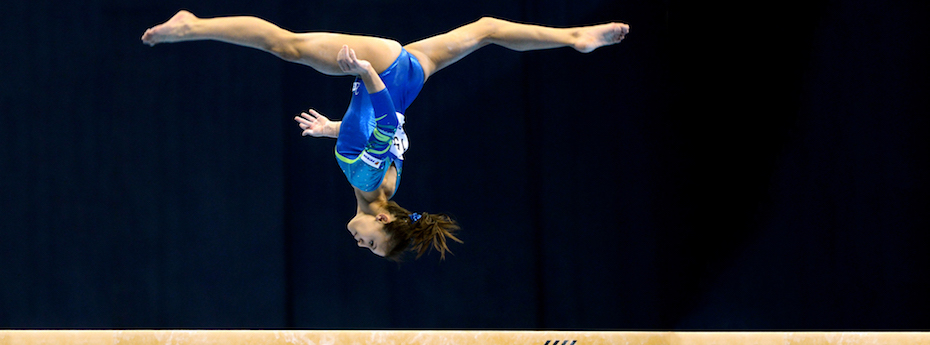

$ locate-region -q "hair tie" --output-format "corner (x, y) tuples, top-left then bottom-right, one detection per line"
(409, 213), (422, 223)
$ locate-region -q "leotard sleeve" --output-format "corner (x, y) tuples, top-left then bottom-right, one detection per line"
(363, 88), (398, 160)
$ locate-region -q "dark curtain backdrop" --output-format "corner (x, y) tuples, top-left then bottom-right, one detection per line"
(1, 0), (928, 329)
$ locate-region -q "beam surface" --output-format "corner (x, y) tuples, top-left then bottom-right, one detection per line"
(0, 331), (928, 345)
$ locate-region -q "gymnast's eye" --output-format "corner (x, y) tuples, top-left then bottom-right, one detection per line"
(369, 240), (374, 247)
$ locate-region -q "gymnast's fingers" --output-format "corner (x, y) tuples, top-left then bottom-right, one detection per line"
(337, 45), (352, 71)
(298, 110), (320, 121)
(342, 58), (356, 72)
(305, 109), (323, 118)
(348, 48), (358, 64)
(295, 115), (314, 127)
(295, 116), (316, 129)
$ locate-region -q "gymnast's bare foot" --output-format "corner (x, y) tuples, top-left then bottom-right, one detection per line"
(573, 22), (630, 53)
(141, 10), (197, 46)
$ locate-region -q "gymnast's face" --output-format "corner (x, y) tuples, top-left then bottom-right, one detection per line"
(347, 213), (394, 257)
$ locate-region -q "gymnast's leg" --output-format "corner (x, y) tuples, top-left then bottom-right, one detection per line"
(141, 10), (401, 76)
(404, 17), (629, 79)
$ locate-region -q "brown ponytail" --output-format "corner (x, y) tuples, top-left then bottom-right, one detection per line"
(382, 201), (462, 261)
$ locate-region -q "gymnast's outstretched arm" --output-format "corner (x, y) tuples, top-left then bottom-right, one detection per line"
(295, 109), (339, 138)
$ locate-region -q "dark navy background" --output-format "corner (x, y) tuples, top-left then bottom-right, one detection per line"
(1, 0), (927, 329)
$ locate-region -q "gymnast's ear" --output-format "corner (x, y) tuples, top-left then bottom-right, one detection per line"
(376, 214), (391, 224)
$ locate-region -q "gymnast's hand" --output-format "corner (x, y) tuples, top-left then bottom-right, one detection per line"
(336, 45), (373, 76)
(336, 45), (387, 93)
(295, 109), (339, 138)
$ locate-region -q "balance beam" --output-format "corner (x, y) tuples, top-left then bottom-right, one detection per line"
(0, 331), (927, 345)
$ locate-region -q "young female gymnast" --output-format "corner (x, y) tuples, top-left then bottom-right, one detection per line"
(141, 10), (629, 261)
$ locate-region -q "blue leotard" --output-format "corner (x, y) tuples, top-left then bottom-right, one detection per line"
(335, 49), (425, 194)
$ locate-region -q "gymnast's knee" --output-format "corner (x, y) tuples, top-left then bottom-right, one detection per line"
(470, 17), (511, 43)
(268, 34), (302, 62)
(474, 16), (503, 33)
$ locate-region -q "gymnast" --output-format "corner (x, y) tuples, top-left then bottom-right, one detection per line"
(141, 10), (629, 261)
